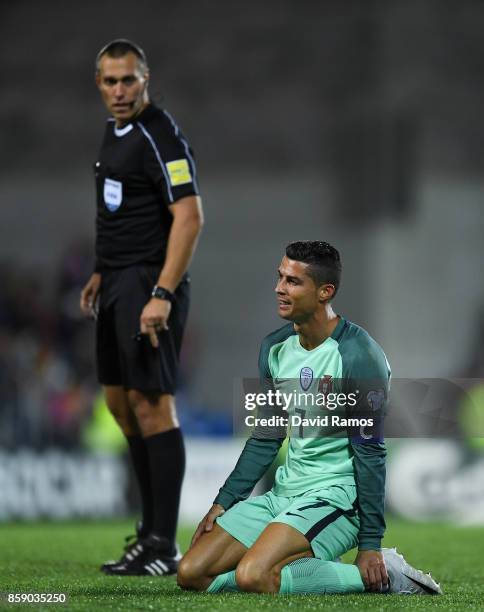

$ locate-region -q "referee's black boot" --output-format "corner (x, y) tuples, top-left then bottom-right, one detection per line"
(101, 521), (146, 574)
(105, 534), (181, 576)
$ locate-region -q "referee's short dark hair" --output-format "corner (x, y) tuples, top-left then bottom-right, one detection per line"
(286, 241), (342, 295)
(96, 39), (148, 72)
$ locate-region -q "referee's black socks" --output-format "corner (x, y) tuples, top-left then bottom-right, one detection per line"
(126, 435), (153, 537)
(144, 428), (186, 556)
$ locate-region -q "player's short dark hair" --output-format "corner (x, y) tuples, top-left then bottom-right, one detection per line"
(285, 241), (342, 295)
(95, 39), (148, 72)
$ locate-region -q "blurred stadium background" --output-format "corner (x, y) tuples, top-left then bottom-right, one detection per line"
(1, 0), (484, 533)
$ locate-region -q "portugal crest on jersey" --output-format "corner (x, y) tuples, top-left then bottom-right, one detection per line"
(300, 367), (313, 391)
(318, 374), (333, 396)
(103, 178), (123, 212)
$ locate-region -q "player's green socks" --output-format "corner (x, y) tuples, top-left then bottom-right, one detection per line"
(207, 570), (240, 593)
(279, 558), (365, 594)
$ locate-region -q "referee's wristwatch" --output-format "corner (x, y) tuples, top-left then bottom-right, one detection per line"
(151, 285), (174, 302)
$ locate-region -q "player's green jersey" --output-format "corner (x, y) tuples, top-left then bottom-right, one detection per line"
(215, 317), (391, 550)
(261, 317), (390, 497)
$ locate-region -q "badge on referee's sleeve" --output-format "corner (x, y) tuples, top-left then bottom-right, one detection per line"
(166, 159), (192, 186)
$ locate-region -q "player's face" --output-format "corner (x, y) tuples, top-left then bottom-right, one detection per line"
(275, 257), (321, 323)
(96, 53), (149, 124)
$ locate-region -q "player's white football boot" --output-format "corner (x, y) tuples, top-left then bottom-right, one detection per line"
(382, 548), (442, 595)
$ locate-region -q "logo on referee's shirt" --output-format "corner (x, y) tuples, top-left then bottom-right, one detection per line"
(300, 367), (313, 391)
(166, 159), (192, 186)
(103, 178), (123, 211)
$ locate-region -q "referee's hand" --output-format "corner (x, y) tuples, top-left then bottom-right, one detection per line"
(140, 298), (171, 348)
(80, 273), (101, 319)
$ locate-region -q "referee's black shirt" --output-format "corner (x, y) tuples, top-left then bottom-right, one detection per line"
(94, 104), (200, 270)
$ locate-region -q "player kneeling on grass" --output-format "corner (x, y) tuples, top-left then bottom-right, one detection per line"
(177, 241), (442, 596)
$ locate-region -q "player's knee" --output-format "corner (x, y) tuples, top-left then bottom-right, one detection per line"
(235, 558), (267, 593)
(177, 556), (205, 591)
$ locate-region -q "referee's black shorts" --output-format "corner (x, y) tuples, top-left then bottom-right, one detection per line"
(96, 265), (190, 394)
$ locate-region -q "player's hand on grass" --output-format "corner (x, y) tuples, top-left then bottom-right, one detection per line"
(355, 550), (388, 592)
(80, 273), (101, 318)
(140, 298), (171, 348)
(190, 504), (225, 548)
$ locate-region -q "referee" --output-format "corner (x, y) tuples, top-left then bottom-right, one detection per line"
(80, 39), (203, 576)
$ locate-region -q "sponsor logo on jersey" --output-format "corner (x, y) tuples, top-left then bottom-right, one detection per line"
(103, 178), (123, 211)
(300, 367), (313, 391)
(166, 159), (192, 186)
(367, 388), (385, 411)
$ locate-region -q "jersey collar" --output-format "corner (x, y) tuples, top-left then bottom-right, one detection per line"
(109, 103), (157, 135)
(114, 123), (133, 137)
(331, 316), (347, 343)
(294, 316), (346, 353)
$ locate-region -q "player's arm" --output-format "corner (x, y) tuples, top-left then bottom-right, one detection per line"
(190, 436), (283, 547)
(191, 339), (285, 547)
(346, 349), (390, 591)
(351, 441), (386, 551)
(192, 390), (285, 546)
(213, 336), (286, 512)
(214, 436), (283, 510)
(351, 441), (388, 591)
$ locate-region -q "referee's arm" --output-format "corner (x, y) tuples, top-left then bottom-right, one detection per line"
(139, 195), (203, 347)
(158, 195), (204, 292)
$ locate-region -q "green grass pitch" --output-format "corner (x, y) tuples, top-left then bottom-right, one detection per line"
(0, 518), (483, 611)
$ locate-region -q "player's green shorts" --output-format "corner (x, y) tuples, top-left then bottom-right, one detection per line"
(216, 485), (359, 561)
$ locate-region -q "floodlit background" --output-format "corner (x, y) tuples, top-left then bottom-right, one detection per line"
(1, 0), (483, 525)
